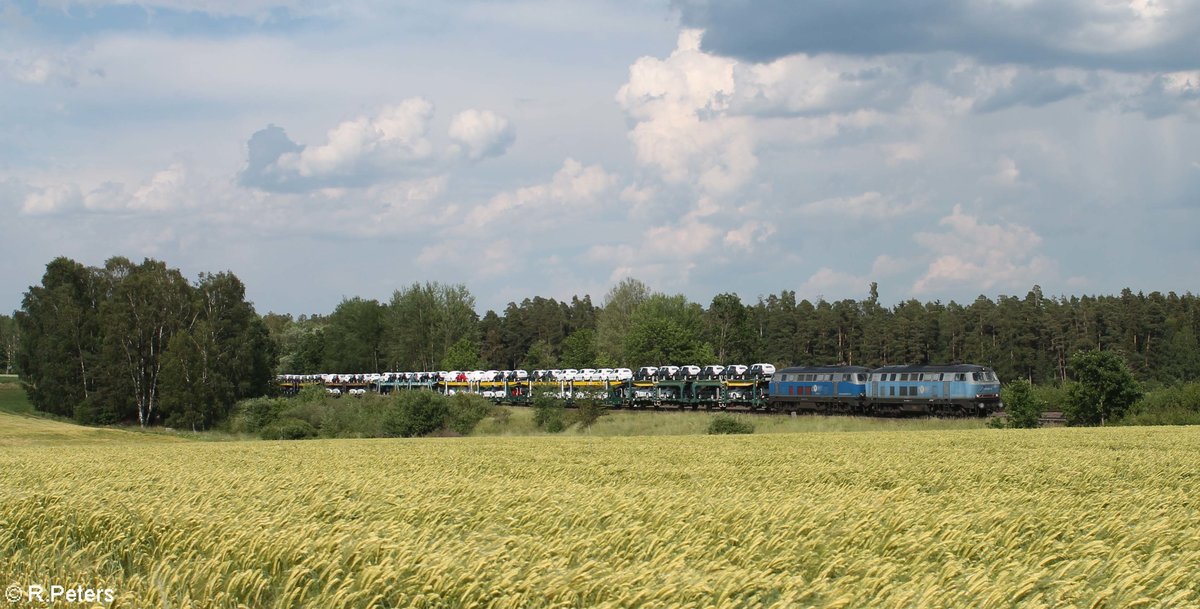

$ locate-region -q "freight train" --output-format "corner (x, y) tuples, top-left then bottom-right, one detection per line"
(277, 362), (1003, 416)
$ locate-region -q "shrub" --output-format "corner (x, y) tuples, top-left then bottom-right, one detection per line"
(1119, 382), (1200, 426)
(447, 393), (494, 435)
(532, 394), (566, 433)
(1002, 379), (1045, 428)
(1032, 383), (1069, 412)
(317, 394), (390, 438)
(260, 417), (318, 440)
(386, 391), (450, 438)
(572, 399), (608, 429)
(708, 414), (754, 435)
(230, 397), (290, 434)
(295, 384), (329, 403)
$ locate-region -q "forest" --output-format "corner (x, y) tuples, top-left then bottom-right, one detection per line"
(265, 279), (1200, 388)
(3, 257), (1199, 429)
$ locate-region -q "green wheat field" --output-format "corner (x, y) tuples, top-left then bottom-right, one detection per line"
(1, 399), (1198, 608)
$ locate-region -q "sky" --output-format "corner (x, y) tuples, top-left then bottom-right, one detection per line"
(1, 0), (1198, 316)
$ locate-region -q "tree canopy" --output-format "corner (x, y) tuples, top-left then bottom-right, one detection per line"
(16, 257), (275, 427)
(1065, 350), (1143, 426)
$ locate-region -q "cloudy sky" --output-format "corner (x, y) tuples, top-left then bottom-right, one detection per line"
(2, 0), (1198, 316)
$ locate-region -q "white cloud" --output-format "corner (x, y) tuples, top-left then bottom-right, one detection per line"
(797, 191), (922, 219)
(21, 184), (82, 215)
(21, 164), (194, 215)
(448, 109), (515, 161)
(275, 98), (434, 181)
(463, 158), (617, 228)
(912, 204), (1056, 294)
(723, 220), (774, 252)
(418, 236), (515, 275)
(127, 164), (189, 212)
(993, 156), (1021, 186)
(870, 255), (910, 277)
(798, 267), (869, 300)
(0, 51), (83, 86)
(795, 255), (911, 301)
(616, 30), (757, 196)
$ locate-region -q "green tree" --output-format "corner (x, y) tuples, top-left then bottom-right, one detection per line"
(159, 321), (232, 430)
(194, 272), (275, 401)
(559, 328), (598, 369)
(1001, 379), (1044, 428)
(387, 282), (478, 371)
(595, 278), (650, 365)
(159, 272), (275, 429)
(1064, 350), (1142, 426)
(323, 297), (386, 372)
(442, 336), (483, 370)
(18, 256), (275, 426)
(98, 257), (195, 427)
(522, 339), (557, 370)
(624, 294), (712, 366)
(705, 293), (752, 363)
(15, 257), (103, 418)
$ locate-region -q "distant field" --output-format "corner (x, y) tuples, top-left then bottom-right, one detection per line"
(0, 411), (183, 446)
(2, 418), (1198, 608)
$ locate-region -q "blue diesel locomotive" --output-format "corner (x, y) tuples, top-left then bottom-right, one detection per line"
(769, 363), (1001, 416)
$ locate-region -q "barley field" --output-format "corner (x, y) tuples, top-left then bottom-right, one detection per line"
(2, 414), (1198, 608)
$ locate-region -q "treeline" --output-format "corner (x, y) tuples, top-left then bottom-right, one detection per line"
(13, 256), (1200, 429)
(270, 280), (1200, 386)
(15, 257), (275, 427)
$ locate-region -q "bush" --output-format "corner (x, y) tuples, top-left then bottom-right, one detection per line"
(1001, 379), (1045, 428)
(260, 417), (318, 440)
(707, 414), (754, 435)
(230, 397), (290, 434)
(1119, 382), (1200, 426)
(316, 394), (390, 438)
(447, 393), (494, 435)
(532, 394), (566, 433)
(572, 399), (608, 429)
(295, 384), (329, 403)
(386, 391), (450, 438)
